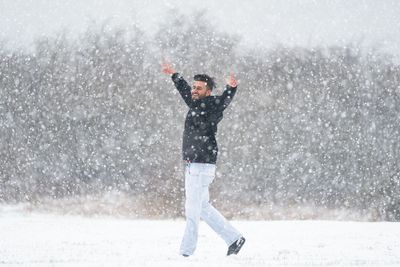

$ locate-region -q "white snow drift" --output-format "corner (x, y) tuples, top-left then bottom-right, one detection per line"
(1, 209), (399, 266)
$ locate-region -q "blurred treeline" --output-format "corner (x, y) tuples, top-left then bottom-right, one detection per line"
(0, 12), (399, 220)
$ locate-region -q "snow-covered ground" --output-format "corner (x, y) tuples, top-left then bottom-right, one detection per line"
(1, 208), (399, 267)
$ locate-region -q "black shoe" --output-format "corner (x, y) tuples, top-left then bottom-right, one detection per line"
(227, 237), (246, 256)
(182, 254), (189, 257)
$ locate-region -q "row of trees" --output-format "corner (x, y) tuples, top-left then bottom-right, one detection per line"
(0, 12), (399, 220)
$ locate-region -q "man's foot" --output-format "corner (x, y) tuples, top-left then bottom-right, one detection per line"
(182, 254), (189, 257)
(227, 237), (246, 256)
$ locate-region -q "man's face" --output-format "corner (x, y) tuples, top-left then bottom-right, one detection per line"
(192, 81), (211, 100)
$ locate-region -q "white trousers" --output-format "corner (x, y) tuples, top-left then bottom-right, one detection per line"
(180, 162), (242, 256)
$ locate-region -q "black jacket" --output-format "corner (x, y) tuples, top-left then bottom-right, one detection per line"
(172, 73), (237, 164)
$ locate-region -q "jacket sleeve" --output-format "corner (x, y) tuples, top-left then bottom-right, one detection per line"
(217, 85), (237, 111)
(171, 73), (192, 107)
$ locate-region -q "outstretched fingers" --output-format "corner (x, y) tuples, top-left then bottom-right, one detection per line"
(226, 72), (238, 88)
(162, 62), (176, 75)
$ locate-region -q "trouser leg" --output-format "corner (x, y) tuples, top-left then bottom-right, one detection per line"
(201, 200), (242, 246)
(180, 163), (202, 255)
(199, 166), (242, 246)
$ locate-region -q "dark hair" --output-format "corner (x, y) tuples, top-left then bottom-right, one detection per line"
(194, 74), (215, 90)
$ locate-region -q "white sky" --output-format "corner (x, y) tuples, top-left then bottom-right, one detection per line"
(1, 0), (400, 57)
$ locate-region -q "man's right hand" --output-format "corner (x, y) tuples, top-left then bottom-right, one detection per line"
(162, 62), (176, 75)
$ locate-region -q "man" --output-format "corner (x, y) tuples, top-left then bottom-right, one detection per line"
(162, 62), (245, 257)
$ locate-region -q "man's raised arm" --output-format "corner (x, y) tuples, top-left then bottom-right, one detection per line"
(217, 73), (238, 111)
(162, 62), (192, 107)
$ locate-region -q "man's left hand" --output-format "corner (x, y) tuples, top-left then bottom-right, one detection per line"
(226, 73), (238, 88)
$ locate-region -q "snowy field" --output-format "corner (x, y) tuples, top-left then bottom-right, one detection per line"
(1, 209), (400, 267)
